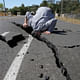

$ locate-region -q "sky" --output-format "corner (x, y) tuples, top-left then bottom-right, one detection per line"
(0, 0), (61, 9)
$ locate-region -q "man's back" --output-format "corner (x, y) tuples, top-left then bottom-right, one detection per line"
(31, 7), (54, 29)
(36, 7), (54, 17)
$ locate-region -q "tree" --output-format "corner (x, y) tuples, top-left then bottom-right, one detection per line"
(40, 0), (56, 13)
(59, 0), (80, 13)
(40, 0), (48, 7)
(9, 6), (19, 15)
(48, 3), (56, 13)
(27, 5), (39, 13)
(21, 3), (25, 7)
(19, 4), (30, 15)
(0, 3), (3, 11)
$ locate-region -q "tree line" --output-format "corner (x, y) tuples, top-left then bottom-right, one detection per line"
(0, 0), (80, 15)
(60, 0), (80, 14)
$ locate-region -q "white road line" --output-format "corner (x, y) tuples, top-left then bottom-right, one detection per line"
(3, 35), (33, 80)
(1, 32), (10, 36)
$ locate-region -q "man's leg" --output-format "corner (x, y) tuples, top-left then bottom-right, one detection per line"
(31, 18), (57, 35)
(42, 18), (57, 34)
(47, 19), (57, 32)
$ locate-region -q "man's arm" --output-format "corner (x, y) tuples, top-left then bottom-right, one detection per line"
(23, 18), (28, 28)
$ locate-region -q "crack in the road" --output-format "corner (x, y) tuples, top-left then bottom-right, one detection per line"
(0, 35), (6, 42)
(63, 45), (80, 48)
(11, 22), (72, 80)
(7, 34), (25, 48)
(34, 35), (72, 80)
(0, 33), (28, 48)
(0, 32), (80, 49)
(57, 44), (80, 48)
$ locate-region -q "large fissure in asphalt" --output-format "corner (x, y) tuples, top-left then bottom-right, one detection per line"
(11, 22), (72, 80)
(34, 35), (72, 80)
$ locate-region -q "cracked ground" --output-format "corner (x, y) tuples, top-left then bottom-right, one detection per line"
(0, 16), (80, 80)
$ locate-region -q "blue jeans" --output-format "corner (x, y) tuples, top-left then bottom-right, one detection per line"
(35, 18), (57, 32)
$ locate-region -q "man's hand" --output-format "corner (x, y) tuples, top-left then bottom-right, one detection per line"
(23, 23), (28, 28)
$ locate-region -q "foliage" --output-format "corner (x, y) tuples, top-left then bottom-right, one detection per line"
(8, 1), (80, 15)
(8, 4), (39, 15)
(59, 0), (80, 14)
(40, 0), (59, 13)
(0, 3), (3, 11)
(40, 0), (48, 7)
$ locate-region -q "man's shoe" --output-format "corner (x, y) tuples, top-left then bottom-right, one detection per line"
(31, 31), (41, 38)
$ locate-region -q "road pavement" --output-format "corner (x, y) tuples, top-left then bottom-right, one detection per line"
(0, 16), (80, 80)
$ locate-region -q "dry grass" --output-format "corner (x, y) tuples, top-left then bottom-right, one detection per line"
(56, 16), (80, 25)
(0, 12), (5, 16)
(0, 12), (8, 16)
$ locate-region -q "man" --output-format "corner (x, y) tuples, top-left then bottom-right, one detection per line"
(23, 7), (57, 35)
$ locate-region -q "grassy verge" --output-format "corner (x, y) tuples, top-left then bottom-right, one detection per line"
(0, 12), (8, 16)
(56, 16), (80, 25)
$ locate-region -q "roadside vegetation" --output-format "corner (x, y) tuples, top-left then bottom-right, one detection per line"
(56, 16), (80, 25)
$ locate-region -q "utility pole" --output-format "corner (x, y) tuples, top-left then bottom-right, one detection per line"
(61, 0), (63, 14)
(3, 0), (6, 16)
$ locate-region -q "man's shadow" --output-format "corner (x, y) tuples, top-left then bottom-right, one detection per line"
(52, 30), (67, 35)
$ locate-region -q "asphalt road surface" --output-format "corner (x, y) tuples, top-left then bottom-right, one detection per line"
(0, 16), (80, 80)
